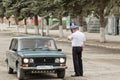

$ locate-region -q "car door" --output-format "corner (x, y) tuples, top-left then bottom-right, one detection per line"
(8, 39), (18, 69)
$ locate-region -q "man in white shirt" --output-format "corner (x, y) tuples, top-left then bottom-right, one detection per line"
(68, 25), (86, 77)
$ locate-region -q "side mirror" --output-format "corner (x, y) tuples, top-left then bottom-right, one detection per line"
(58, 49), (62, 51)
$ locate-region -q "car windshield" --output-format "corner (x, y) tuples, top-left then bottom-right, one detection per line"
(18, 38), (57, 51)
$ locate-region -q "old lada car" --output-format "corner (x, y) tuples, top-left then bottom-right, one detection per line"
(5, 36), (67, 80)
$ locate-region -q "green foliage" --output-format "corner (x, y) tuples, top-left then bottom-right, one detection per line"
(2, 0), (120, 23)
(54, 0), (92, 17)
(88, 0), (120, 18)
(0, 0), (5, 18)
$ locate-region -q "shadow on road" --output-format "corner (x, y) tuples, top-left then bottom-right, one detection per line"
(26, 73), (62, 80)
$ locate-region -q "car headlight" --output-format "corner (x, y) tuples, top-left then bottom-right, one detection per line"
(23, 58), (29, 63)
(29, 58), (34, 63)
(60, 58), (65, 63)
(55, 58), (60, 63)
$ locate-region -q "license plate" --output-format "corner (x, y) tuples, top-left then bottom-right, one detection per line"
(37, 66), (53, 70)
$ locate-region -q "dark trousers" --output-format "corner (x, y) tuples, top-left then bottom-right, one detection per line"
(72, 47), (83, 76)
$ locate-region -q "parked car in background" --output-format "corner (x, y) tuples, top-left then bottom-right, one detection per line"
(5, 36), (67, 80)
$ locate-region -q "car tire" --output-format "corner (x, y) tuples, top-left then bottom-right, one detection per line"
(57, 69), (65, 78)
(7, 66), (14, 74)
(17, 64), (24, 80)
(7, 62), (13, 74)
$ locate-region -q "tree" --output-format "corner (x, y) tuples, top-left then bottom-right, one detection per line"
(0, 0), (5, 23)
(19, 0), (40, 35)
(3, 0), (24, 24)
(38, 0), (58, 36)
(89, 0), (119, 42)
(53, 1), (65, 38)
(39, 0), (65, 37)
(3, 0), (41, 34)
(17, 0), (34, 34)
(54, 0), (93, 34)
(19, 0), (56, 35)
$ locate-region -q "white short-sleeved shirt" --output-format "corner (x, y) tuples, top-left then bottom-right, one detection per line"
(68, 31), (86, 47)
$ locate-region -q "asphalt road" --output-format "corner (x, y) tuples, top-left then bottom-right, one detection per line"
(0, 31), (120, 80)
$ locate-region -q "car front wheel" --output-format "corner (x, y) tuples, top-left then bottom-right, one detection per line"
(7, 65), (14, 74)
(17, 64), (24, 80)
(57, 69), (65, 78)
(6, 61), (13, 74)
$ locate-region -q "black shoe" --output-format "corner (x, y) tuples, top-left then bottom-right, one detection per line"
(71, 74), (83, 77)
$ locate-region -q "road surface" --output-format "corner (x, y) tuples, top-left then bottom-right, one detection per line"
(0, 31), (120, 80)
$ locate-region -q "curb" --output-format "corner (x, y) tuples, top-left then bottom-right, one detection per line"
(85, 43), (120, 50)
(54, 38), (120, 50)
(2, 30), (120, 50)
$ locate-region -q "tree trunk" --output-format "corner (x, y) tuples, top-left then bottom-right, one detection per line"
(0, 17), (4, 31)
(59, 14), (64, 38)
(41, 17), (44, 36)
(78, 15), (84, 32)
(99, 8), (106, 42)
(45, 17), (49, 36)
(15, 17), (19, 32)
(0, 18), (3, 31)
(24, 19), (28, 34)
(15, 16), (19, 25)
(34, 15), (39, 35)
(100, 27), (106, 42)
(1, 17), (4, 24)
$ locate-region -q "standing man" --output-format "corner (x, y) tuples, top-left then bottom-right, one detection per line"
(68, 25), (86, 77)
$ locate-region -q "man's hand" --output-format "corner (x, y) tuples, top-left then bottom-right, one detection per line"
(68, 35), (72, 40)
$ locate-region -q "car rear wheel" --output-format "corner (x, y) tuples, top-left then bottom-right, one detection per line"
(17, 64), (24, 80)
(57, 69), (65, 78)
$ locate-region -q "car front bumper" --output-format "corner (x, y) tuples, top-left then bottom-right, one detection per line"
(21, 66), (67, 70)
(20, 66), (67, 73)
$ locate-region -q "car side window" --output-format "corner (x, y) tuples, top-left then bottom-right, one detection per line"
(9, 39), (18, 51)
(14, 40), (18, 50)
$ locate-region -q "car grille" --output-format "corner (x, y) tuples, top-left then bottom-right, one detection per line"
(34, 57), (55, 63)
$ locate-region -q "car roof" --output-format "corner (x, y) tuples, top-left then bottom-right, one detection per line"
(12, 36), (54, 40)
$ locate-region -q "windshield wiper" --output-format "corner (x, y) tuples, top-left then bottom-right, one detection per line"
(21, 48), (33, 50)
(32, 47), (43, 50)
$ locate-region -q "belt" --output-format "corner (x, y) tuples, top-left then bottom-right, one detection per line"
(72, 46), (82, 48)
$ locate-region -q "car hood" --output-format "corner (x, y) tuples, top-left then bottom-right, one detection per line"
(18, 51), (66, 58)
